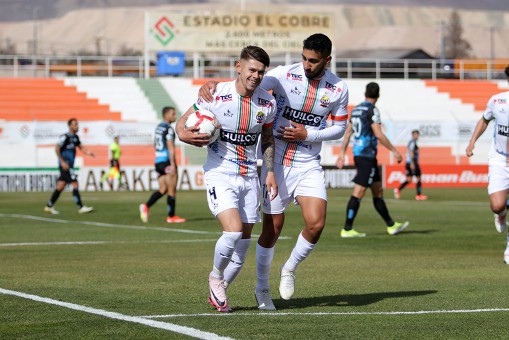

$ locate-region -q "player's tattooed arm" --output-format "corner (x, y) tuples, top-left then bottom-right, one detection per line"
(261, 126), (275, 172)
(262, 125), (278, 199)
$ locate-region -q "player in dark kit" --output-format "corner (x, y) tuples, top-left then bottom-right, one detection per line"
(44, 118), (95, 214)
(394, 130), (427, 200)
(336, 82), (409, 237)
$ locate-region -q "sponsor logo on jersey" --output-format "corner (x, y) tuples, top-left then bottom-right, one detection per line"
(290, 86), (301, 95)
(223, 110), (234, 117)
(325, 81), (339, 92)
(282, 106), (322, 126)
(220, 130), (258, 145)
(320, 94), (330, 108)
(256, 111), (265, 124)
(258, 98), (272, 107)
(497, 124), (509, 136)
(495, 98), (507, 104)
(225, 158), (257, 166)
(216, 94), (233, 102)
(350, 106), (368, 117)
(286, 72), (303, 81)
(274, 135), (310, 149)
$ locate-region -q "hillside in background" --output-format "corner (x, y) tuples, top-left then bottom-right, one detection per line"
(0, 1), (507, 59)
(0, 0), (507, 22)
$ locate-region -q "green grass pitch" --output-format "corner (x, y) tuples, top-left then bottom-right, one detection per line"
(1, 188), (509, 339)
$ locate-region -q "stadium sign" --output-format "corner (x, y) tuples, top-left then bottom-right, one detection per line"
(0, 167), (206, 192)
(81, 166), (207, 191)
(323, 166), (358, 189)
(0, 168), (61, 192)
(0, 165), (489, 192)
(385, 165), (488, 188)
(146, 11), (333, 53)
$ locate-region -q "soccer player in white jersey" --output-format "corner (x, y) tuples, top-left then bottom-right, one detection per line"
(176, 46), (277, 312)
(466, 65), (509, 264)
(199, 33), (349, 310)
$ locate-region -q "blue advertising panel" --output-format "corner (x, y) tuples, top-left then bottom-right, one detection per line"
(156, 51), (185, 76)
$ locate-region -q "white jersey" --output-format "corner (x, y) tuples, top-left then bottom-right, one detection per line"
(484, 91), (509, 165)
(261, 63), (349, 167)
(196, 80), (277, 177)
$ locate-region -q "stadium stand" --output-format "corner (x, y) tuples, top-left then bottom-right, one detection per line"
(0, 78), (121, 121)
(63, 77), (158, 122)
(0, 77), (504, 168)
(424, 80), (502, 112)
(347, 79), (480, 121)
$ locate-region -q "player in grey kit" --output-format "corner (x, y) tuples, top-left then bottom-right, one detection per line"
(44, 118), (94, 214)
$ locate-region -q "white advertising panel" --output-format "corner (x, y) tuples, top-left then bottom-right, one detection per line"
(146, 11), (333, 53)
(0, 121), (156, 146)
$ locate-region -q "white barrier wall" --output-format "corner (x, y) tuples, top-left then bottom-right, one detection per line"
(0, 121), (158, 168)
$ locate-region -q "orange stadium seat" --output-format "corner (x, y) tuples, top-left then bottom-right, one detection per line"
(80, 145), (184, 167)
(424, 80), (500, 111)
(192, 78), (233, 86)
(0, 78), (122, 121)
(331, 145), (468, 166)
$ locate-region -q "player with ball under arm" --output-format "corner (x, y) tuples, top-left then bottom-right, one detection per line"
(176, 45), (278, 312)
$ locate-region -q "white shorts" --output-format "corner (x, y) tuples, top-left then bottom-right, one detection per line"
(204, 171), (261, 223)
(488, 158), (509, 194)
(261, 163), (327, 214)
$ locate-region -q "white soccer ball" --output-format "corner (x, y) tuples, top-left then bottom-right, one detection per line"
(184, 109), (220, 144)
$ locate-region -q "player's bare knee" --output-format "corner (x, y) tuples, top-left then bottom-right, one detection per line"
(258, 232), (279, 247)
(491, 203), (506, 214)
(306, 221), (324, 236)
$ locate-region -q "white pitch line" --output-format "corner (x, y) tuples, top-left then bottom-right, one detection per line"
(0, 213), (217, 235)
(141, 308), (509, 318)
(0, 287), (233, 340)
(0, 214), (292, 239)
(0, 239), (217, 247)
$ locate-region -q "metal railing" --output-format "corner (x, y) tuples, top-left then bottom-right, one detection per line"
(0, 54), (507, 80)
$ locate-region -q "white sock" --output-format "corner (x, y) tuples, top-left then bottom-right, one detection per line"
(211, 231), (242, 279)
(256, 243), (275, 291)
(223, 238), (251, 285)
(283, 232), (315, 272)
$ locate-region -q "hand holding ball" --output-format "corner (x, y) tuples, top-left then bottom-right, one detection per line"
(184, 109), (220, 144)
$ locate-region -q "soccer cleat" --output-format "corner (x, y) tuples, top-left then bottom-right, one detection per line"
(340, 228), (367, 238)
(255, 288), (276, 311)
(387, 221), (409, 235)
(78, 206), (94, 214)
(279, 268), (295, 300)
(415, 194), (428, 201)
(166, 215), (186, 223)
(139, 204), (149, 223)
(394, 188), (400, 199)
(208, 274), (231, 312)
(494, 214), (507, 233)
(44, 206), (59, 215)
(504, 249), (509, 264)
